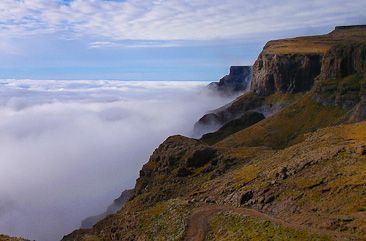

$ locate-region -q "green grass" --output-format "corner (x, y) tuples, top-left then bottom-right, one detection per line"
(206, 212), (331, 241)
(217, 94), (346, 149)
(138, 199), (190, 241)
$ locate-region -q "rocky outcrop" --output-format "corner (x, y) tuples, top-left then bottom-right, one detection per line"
(208, 66), (252, 95)
(81, 189), (133, 228)
(135, 135), (218, 197)
(251, 52), (322, 96)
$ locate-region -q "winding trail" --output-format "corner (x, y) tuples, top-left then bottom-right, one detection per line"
(183, 205), (361, 241)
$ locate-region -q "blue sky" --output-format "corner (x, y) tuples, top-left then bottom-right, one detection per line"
(0, 0), (365, 80)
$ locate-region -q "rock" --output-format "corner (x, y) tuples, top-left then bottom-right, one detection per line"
(186, 147), (217, 168)
(337, 216), (354, 222)
(240, 191), (254, 205)
(208, 66), (252, 95)
(134, 135), (218, 196)
(251, 52), (322, 96)
(205, 197), (216, 204)
(264, 195), (275, 204)
(319, 42), (366, 80)
(356, 145), (366, 155)
(176, 167), (192, 177)
(276, 166), (289, 180)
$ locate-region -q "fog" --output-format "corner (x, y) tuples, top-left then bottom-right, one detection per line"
(0, 79), (232, 241)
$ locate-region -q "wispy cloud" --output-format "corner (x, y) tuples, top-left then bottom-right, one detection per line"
(88, 40), (181, 49)
(0, 0), (365, 43)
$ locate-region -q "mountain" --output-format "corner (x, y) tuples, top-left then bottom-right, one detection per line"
(208, 66), (252, 95)
(60, 25), (366, 241)
(80, 189), (133, 229)
(195, 25), (366, 139)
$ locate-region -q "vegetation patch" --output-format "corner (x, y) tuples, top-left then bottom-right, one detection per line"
(138, 199), (190, 241)
(206, 212), (331, 241)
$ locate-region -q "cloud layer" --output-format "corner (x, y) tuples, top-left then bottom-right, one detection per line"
(0, 0), (365, 42)
(0, 79), (232, 241)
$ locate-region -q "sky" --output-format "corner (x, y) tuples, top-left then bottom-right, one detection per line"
(0, 0), (365, 80)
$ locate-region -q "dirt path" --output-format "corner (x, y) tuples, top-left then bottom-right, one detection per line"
(183, 205), (361, 241)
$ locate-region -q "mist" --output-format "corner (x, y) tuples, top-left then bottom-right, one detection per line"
(0, 79), (232, 241)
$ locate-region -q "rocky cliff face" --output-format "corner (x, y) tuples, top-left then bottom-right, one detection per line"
(195, 25), (366, 136)
(314, 43), (366, 121)
(208, 66), (252, 95)
(251, 52), (322, 95)
(319, 43), (366, 80)
(250, 25), (366, 96)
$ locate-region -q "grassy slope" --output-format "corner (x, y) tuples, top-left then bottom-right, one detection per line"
(207, 212), (331, 241)
(216, 93), (346, 149)
(264, 26), (366, 54)
(199, 122), (366, 240)
(217, 74), (365, 150)
(63, 121), (366, 241)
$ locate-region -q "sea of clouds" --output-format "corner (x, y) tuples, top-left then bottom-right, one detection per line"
(0, 79), (233, 241)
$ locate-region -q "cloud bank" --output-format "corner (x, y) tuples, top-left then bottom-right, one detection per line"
(0, 79), (232, 241)
(0, 0), (365, 42)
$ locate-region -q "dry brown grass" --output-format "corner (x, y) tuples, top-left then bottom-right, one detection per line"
(264, 26), (366, 54)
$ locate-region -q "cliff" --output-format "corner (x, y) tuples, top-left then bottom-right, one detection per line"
(195, 25), (366, 138)
(61, 26), (366, 241)
(251, 25), (366, 96)
(208, 66), (252, 95)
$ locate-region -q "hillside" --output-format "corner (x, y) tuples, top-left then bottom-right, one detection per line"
(0, 235), (29, 241)
(59, 25), (366, 241)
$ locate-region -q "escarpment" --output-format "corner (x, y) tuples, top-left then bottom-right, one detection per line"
(250, 52), (322, 95)
(251, 26), (366, 96)
(195, 26), (366, 137)
(319, 43), (366, 80)
(61, 26), (366, 241)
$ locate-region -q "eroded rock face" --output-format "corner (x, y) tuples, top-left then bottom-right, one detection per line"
(319, 43), (366, 80)
(251, 52), (322, 96)
(314, 43), (366, 121)
(209, 66), (252, 95)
